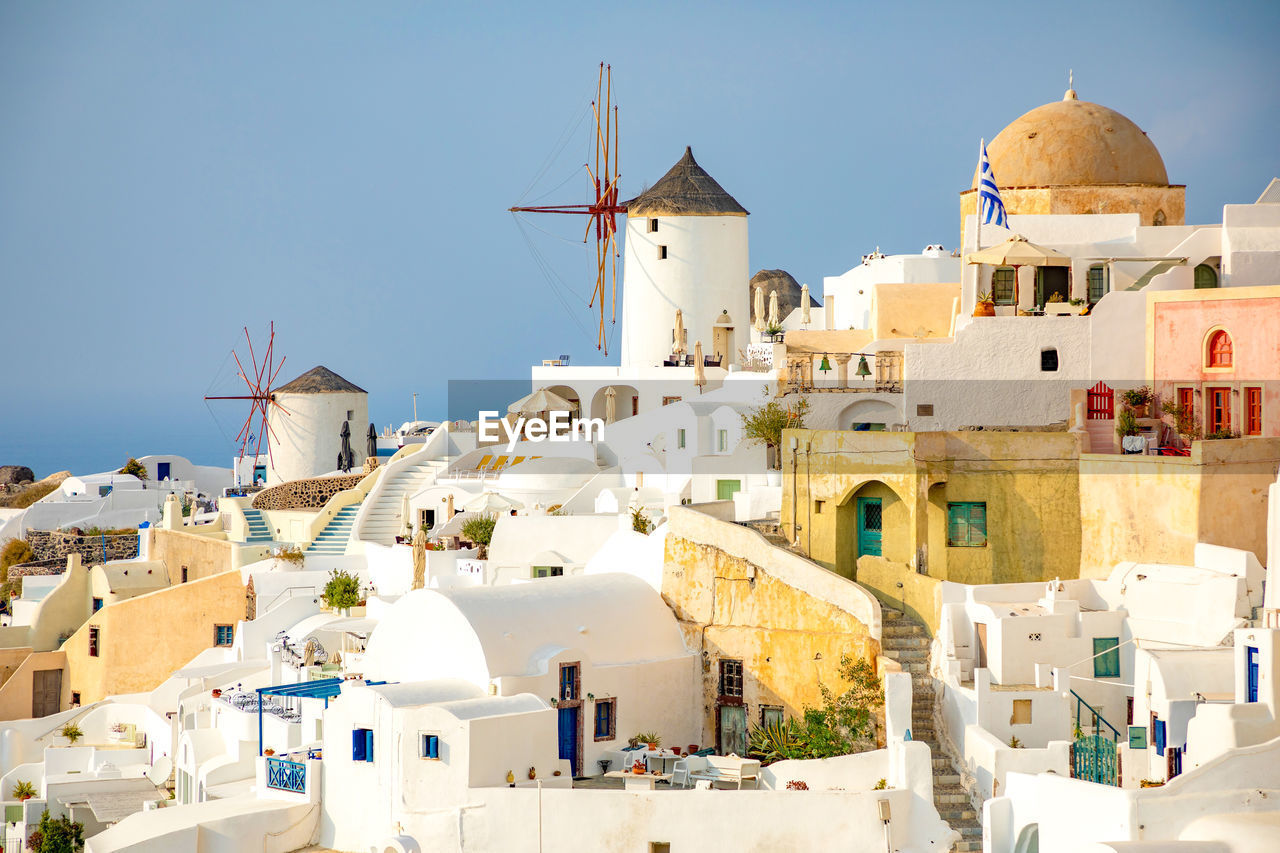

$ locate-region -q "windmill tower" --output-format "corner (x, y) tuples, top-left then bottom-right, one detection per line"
(266, 366), (369, 485)
(620, 147), (749, 369)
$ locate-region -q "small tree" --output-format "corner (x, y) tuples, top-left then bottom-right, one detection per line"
(460, 514), (497, 559)
(741, 396), (810, 469)
(31, 809), (84, 853)
(118, 458), (148, 480)
(321, 569), (361, 610)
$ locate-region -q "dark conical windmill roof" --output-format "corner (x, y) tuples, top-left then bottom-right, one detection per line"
(276, 366), (366, 394)
(626, 147), (749, 217)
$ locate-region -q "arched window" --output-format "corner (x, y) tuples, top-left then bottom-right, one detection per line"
(1194, 264), (1218, 289)
(1207, 330), (1233, 368)
(1153, 209), (1166, 226)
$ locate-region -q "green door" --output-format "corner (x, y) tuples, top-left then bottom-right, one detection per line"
(716, 479), (742, 501)
(856, 497), (882, 557)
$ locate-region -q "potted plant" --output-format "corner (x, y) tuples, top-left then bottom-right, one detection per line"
(10, 780), (35, 801)
(1120, 386), (1153, 418)
(631, 760), (646, 775)
(636, 731), (661, 750)
(59, 723), (83, 745)
(973, 291), (995, 317)
(763, 323), (785, 342)
(109, 722), (128, 743)
(1161, 398), (1201, 445)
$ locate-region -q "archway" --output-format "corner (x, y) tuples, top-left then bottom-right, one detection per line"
(1013, 823), (1039, 853)
(589, 384), (640, 423)
(834, 479), (910, 579)
(542, 385), (582, 416)
(837, 399), (901, 431)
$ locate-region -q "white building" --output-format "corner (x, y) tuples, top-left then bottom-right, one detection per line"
(265, 366), (369, 486)
(823, 246), (961, 331)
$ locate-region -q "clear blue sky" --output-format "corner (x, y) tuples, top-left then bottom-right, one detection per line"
(2, 1), (1277, 477)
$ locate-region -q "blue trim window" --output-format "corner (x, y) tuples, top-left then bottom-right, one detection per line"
(92, 597), (104, 613)
(559, 663), (579, 701)
(1247, 646), (1260, 703)
(352, 728), (374, 762)
(1093, 638), (1121, 679)
(421, 734), (440, 760)
(1152, 718), (1166, 755)
(214, 625), (234, 647)
(594, 698), (616, 741)
(947, 502), (987, 547)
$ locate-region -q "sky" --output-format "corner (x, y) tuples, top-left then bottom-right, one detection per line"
(1, 0), (1277, 478)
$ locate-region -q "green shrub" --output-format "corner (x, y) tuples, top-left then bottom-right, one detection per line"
(322, 569), (361, 610)
(10, 779), (35, 800)
(631, 507), (653, 535)
(1, 539), (34, 575)
(747, 655), (881, 763)
(1115, 408), (1139, 437)
(30, 809), (84, 853)
(59, 723), (82, 744)
(741, 396), (810, 469)
(460, 514), (497, 558)
(118, 458), (148, 480)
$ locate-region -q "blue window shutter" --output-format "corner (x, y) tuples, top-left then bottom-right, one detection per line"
(365, 729), (374, 762)
(352, 730), (365, 762)
(428, 735), (439, 759)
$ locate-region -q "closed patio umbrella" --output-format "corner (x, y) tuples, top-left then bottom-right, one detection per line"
(338, 421), (354, 472)
(605, 386), (617, 425)
(768, 290), (780, 327)
(800, 284), (811, 326)
(366, 423), (378, 462)
(400, 493), (412, 538)
(411, 526), (427, 590)
(693, 341), (706, 393)
(753, 286), (766, 332)
(673, 309), (686, 355)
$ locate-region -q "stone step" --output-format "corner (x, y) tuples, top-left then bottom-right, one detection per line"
(934, 772), (960, 786)
(938, 808), (977, 822)
(955, 842), (982, 852)
(931, 757), (951, 770)
(884, 648), (928, 662)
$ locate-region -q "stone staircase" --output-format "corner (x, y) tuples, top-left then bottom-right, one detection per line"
(305, 505), (360, 555)
(882, 607), (982, 852)
(354, 456), (444, 547)
(241, 508), (273, 543)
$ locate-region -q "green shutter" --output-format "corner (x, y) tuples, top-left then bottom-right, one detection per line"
(947, 502), (987, 547)
(1093, 638), (1121, 678)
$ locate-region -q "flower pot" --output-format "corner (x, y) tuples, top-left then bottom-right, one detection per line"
(646, 742), (658, 750)
(766, 469), (782, 487)
(632, 767), (645, 775)
(1131, 403), (1149, 418)
(687, 744), (699, 755)
(211, 689), (222, 698)
(973, 302), (995, 317)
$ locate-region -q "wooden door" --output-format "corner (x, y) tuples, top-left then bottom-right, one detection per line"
(32, 669), (61, 718)
(557, 706), (580, 776)
(856, 497), (882, 557)
(718, 705), (748, 757)
(713, 326), (732, 363)
(1208, 387), (1230, 434)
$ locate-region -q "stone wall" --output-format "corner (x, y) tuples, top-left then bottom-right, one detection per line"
(7, 559), (65, 579)
(664, 506), (882, 752)
(252, 474), (365, 511)
(27, 530), (139, 565)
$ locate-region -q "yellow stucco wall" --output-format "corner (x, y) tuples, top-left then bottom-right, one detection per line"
(1079, 437), (1279, 576)
(0, 650), (67, 720)
(663, 508), (880, 749)
(150, 528), (242, 582)
(63, 569), (246, 704)
(786, 430), (1083, 630)
(870, 283), (960, 340)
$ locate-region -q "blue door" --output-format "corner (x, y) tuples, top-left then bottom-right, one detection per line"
(156, 462), (170, 480)
(856, 497), (883, 557)
(558, 706), (579, 776)
(1247, 647), (1259, 703)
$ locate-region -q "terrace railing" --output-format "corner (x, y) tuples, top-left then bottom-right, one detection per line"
(265, 756), (307, 794)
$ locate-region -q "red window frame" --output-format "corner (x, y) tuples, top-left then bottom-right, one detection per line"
(1245, 387), (1262, 436)
(1208, 387), (1231, 434)
(1207, 331), (1233, 368)
(1177, 387), (1195, 423)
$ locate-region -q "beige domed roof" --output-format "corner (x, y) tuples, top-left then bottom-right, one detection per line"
(975, 91), (1169, 189)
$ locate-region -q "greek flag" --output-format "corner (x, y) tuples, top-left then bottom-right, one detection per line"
(977, 140), (1007, 228)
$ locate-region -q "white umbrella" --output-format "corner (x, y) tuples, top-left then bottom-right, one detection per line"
(673, 309), (686, 355)
(411, 527), (427, 590)
(693, 341), (706, 392)
(768, 290), (780, 327)
(508, 387), (574, 417)
(966, 233), (1071, 308)
(400, 493), (412, 538)
(800, 284), (811, 326)
(605, 387), (617, 425)
(753, 286), (766, 332)
(464, 491), (525, 513)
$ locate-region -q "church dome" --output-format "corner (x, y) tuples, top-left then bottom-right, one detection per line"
(976, 91), (1169, 189)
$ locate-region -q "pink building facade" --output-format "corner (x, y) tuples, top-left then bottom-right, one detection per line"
(1149, 286), (1280, 439)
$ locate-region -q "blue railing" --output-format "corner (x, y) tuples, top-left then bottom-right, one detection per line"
(1070, 689), (1121, 741)
(265, 757), (307, 794)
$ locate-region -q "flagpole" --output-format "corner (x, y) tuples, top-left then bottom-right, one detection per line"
(975, 138), (984, 252)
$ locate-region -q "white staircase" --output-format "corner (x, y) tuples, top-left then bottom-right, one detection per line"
(352, 447), (447, 548)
